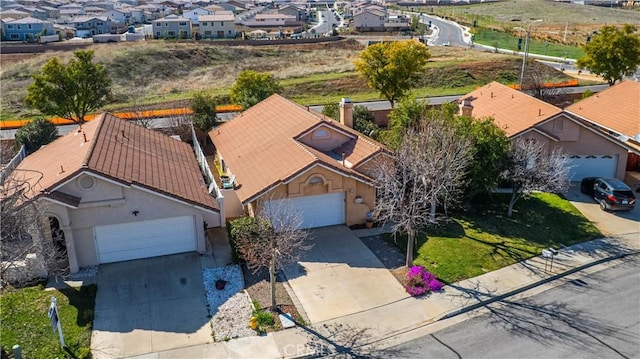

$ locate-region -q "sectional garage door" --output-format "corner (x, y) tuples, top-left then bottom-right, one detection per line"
(95, 216), (196, 263)
(266, 192), (345, 229)
(567, 154), (617, 181)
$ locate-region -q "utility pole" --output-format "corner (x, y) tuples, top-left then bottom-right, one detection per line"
(516, 19), (543, 91)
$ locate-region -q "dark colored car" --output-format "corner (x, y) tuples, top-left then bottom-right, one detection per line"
(593, 178), (636, 211)
(580, 177), (597, 197)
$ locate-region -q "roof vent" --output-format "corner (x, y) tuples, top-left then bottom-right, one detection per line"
(491, 92), (494, 98)
(59, 165), (64, 174)
(83, 132), (88, 143)
(538, 109), (542, 116)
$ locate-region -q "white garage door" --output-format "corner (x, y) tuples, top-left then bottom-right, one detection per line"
(567, 154), (617, 181)
(266, 192), (345, 229)
(95, 216), (196, 263)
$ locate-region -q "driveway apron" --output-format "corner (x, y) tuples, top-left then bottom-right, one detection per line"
(91, 253), (211, 358)
(282, 226), (408, 324)
(564, 184), (640, 237)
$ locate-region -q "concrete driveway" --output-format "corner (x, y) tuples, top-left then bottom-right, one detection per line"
(282, 226), (408, 324)
(91, 253), (212, 358)
(564, 184), (640, 237)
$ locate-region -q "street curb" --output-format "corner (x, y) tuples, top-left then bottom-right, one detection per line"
(440, 250), (639, 320)
(286, 250), (639, 359)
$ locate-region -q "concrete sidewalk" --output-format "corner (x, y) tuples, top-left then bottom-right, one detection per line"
(128, 232), (639, 359)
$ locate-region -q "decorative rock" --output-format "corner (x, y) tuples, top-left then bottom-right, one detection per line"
(279, 313), (296, 329)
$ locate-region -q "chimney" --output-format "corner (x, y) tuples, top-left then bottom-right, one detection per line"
(460, 98), (473, 116)
(339, 97), (353, 128)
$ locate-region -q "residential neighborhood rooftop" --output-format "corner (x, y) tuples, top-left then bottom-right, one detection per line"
(460, 81), (564, 137)
(565, 80), (640, 140)
(209, 94), (386, 204)
(12, 113), (219, 211)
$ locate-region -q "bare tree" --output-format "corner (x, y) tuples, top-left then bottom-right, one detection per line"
(500, 137), (570, 217)
(524, 72), (564, 102)
(1, 171), (68, 287)
(232, 199), (312, 310)
(166, 101), (193, 142)
(129, 96), (156, 129)
(373, 113), (473, 267)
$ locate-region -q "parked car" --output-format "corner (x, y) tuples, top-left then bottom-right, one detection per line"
(580, 177), (597, 196)
(593, 178), (636, 211)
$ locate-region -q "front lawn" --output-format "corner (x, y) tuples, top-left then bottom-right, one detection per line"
(384, 193), (602, 284)
(1, 284), (96, 358)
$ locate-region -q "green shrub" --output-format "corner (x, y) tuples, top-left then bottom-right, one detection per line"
(227, 217), (258, 263)
(253, 309), (275, 328)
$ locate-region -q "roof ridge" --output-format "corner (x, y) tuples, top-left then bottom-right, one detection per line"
(82, 112), (107, 167)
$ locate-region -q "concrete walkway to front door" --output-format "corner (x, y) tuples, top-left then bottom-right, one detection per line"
(91, 253), (212, 358)
(282, 226), (409, 324)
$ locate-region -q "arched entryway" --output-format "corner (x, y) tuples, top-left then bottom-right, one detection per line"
(48, 217), (69, 273)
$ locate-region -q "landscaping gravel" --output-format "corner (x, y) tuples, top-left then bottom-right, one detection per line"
(203, 265), (257, 341)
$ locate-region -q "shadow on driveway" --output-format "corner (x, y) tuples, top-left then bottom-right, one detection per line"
(91, 252), (212, 358)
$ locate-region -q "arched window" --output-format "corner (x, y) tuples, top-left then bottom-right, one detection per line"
(312, 128), (330, 139)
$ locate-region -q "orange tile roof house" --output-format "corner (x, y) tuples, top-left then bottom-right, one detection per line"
(209, 95), (388, 228)
(459, 81), (632, 181)
(8, 113), (221, 273)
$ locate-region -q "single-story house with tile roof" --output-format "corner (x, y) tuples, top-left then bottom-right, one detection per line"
(8, 113), (221, 273)
(209, 95), (389, 229)
(564, 80), (640, 171)
(459, 81), (632, 181)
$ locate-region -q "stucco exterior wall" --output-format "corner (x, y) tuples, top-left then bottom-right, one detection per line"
(533, 118), (628, 179)
(298, 125), (351, 152)
(251, 165), (375, 226)
(48, 175), (220, 268)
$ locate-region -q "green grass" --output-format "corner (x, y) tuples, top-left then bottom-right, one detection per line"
(472, 28), (585, 59)
(1, 284), (96, 358)
(385, 193), (602, 284)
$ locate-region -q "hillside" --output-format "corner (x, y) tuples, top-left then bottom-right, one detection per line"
(0, 39), (573, 120)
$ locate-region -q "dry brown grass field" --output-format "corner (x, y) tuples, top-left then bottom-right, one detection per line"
(0, 33), (593, 120)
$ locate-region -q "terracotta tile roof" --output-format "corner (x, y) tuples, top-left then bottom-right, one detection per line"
(565, 81), (640, 140)
(461, 81), (563, 137)
(209, 94), (385, 204)
(12, 113), (218, 211)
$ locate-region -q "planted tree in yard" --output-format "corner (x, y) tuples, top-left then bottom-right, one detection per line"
(322, 103), (339, 119)
(231, 200), (311, 310)
(354, 40), (430, 108)
(25, 50), (111, 124)
(373, 101), (473, 267)
(452, 109), (510, 200)
(500, 138), (570, 217)
(323, 103), (379, 138)
(14, 118), (59, 154)
(576, 24), (640, 86)
(230, 70), (282, 110)
(190, 92), (218, 144)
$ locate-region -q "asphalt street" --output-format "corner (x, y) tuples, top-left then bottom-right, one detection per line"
(385, 257), (640, 359)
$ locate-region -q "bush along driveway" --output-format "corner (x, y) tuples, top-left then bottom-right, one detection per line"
(384, 193), (602, 284)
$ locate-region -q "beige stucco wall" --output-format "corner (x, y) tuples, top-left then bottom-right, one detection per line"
(251, 165), (375, 226)
(533, 117), (628, 179)
(298, 125), (351, 152)
(46, 174), (220, 268)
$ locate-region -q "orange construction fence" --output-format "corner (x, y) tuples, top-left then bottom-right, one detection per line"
(0, 104), (242, 130)
(508, 79), (579, 91)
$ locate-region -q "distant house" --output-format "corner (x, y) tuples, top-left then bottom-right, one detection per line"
(3, 16), (54, 41)
(198, 12), (236, 38)
(101, 8), (130, 24)
(244, 13), (296, 27)
(37, 6), (60, 19)
(278, 3), (306, 21)
(351, 7), (387, 31)
(183, 7), (212, 25)
(152, 15), (192, 39)
(0, 9), (30, 20)
(71, 16), (111, 37)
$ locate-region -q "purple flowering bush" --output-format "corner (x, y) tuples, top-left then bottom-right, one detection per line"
(405, 265), (443, 296)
